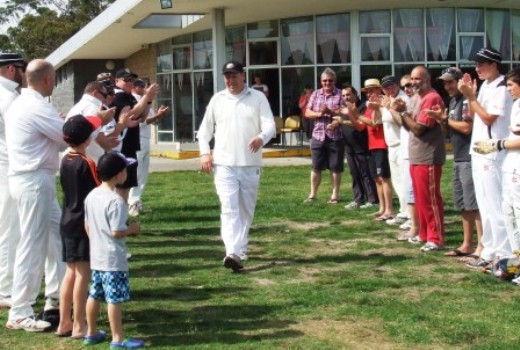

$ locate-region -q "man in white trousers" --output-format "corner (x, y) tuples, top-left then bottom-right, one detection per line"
(0, 52), (26, 308)
(128, 78), (169, 216)
(5, 59), (67, 332)
(197, 60), (275, 272)
(458, 47), (513, 269)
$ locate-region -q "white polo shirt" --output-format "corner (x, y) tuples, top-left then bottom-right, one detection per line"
(381, 90), (410, 148)
(470, 75), (512, 160)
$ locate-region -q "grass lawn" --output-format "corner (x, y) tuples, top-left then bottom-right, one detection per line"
(1, 159), (519, 350)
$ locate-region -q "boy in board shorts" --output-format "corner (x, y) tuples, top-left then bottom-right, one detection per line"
(83, 151), (143, 349)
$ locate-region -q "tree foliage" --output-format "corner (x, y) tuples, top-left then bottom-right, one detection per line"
(0, 0), (116, 59)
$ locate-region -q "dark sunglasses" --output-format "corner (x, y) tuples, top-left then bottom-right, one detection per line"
(11, 64), (26, 73)
(322, 79), (333, 83)
(401, 83), (412, 89)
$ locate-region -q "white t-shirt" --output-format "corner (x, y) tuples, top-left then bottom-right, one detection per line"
(381, 90), (410, 148)
(84, 186), (129, 272)
(197, 87), (275, 167)
(470, 75), (512, 161)
(5, 88), (68, 175)
(503, 99), (520, 174)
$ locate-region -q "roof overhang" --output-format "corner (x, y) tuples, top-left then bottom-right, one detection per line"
(47, 0), (520, 70)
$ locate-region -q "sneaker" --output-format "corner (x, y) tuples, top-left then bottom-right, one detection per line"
(6, 316), (52, 332)
(466, 258), (491, 271)
(396, 232), (414, 241)
(408, 235), (424, 244)
(420, 242), (440, 252)
(239, 252), (248, 261)
(399, 220), (412, 230)
(360, 202), (378, 209)
(110, 337), (145, 349)
(84, 330), (107, 345)
(223, 254), (244, 272)
(344, 201), (360, 210)
(126, 252), (132, 260)
(386, 216), (407, 226)
(128, 202), (140, 217)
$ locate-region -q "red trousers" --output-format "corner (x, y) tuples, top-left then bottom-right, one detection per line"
(410, 164), (445, 245)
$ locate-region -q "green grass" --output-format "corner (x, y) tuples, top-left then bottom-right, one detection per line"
(1, 160), (519, 349)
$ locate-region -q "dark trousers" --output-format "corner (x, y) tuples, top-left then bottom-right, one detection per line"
(346, 152), (378, 205)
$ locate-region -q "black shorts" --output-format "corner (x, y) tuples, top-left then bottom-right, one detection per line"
(369, 149), (391, 178)
(116, 161), (138, 189)
(62, 234), (90, 263)
(311, 137), (345, 173)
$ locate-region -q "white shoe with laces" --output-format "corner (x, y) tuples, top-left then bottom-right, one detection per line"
(128, 202), (140, 217)
(6, 316), (51, 332)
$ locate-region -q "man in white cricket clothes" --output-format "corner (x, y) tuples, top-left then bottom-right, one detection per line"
(5, 59), (67, 331)
(458, 47), (513, 269)
(197, 60), (275, 271)
(0, 52), (26, 308)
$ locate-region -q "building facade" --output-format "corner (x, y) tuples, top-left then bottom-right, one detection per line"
(48, 2), (520, 145)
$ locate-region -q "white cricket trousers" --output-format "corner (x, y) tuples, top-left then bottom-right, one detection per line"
(388, 144), (406, 216)
(8, 171), (65, 320)
(128, 137), (150, 206)
(472, 156), (510, 261)
(0, 164), (20, 300)
(502, 172), (520, 251)
(214, 165), (260, 257)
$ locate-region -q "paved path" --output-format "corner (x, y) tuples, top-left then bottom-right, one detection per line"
(150, 156), (311, 172)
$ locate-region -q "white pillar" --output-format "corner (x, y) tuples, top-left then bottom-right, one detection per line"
(212, 8), (226, 92)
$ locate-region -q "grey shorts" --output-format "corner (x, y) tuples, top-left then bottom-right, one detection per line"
(452, 161), (478, 211)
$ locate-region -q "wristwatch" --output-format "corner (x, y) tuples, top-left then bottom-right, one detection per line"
(399, 111), (408, 118)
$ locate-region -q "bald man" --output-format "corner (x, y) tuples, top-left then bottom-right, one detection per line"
(5, 59), (67, 332)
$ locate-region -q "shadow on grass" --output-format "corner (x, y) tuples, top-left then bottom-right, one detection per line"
(132, 285), (250, 302)
(131, 304), (302, 347)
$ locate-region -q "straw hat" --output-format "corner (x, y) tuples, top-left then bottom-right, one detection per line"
(361, 78), (382, 92)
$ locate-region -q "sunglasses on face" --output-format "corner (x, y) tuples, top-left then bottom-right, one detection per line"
(11, 64), (26, 73)
(401, 83), (412, 89)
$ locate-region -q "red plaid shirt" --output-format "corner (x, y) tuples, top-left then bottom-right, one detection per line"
(306, 87), (343, 141)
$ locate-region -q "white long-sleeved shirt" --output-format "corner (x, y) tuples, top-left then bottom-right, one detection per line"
(66, 94), (105, 162)
(0, 76), (20, 166)
(197, 87), (275, 167)
(5, 88), (67, 175)
(503, 99), (520, 173)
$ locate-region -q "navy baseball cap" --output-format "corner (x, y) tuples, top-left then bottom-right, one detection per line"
(115, 68), (138, 79)
(474, 47), (502, 64)
(97, 151), (136, 181)
(222, 61), (244, 74)
(0, 52), (26, 67)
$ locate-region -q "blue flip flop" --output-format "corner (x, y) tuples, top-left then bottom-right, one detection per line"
(83, 330), (107, 345)
(110, 337), (145, 349)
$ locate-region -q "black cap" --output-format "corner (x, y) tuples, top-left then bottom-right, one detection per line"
(437, 67), (463, 81)
(115, 68), (138, 79)
(222, 61), (244, 74)
(133, 78), (146, 88)
(0, 52), (26, 67)
(63, 115), (102, 146)
(97, 151), (137, 181)
(474, 47), (502, 64)
(381, 75), (399, 87)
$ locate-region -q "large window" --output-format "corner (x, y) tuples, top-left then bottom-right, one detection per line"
(281, 67), (314, 116)
(226, 26), (246, 63)
(514, 10), (520, 61)
(280, 17), (314, 65)
(426, 8), (456, 61)
(316, 13), (350, 64)
(393, 9), (424, 62)
(360, 10), (391, 62)
(193, 30), (212, 69)
(458, 9), (485, 61)
(486, 9), (510, 61)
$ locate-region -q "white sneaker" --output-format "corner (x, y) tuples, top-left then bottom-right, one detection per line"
(386, 216), (407, 225)
(6, 317), (51, 332)
(128, 202), (140, 217)
(399, 220), (412, 230)
(359, 202), (378, 209)
(344, 201), (361, 210)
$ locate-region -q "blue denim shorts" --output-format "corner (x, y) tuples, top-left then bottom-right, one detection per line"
(89, 270), (130, 304)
